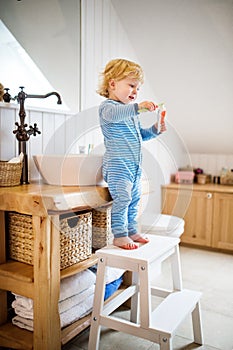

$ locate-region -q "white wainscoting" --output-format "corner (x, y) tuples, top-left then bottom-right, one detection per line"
(80, 0), (150, 110)
(190, 153), (233, 176)
(0, 103), (76, 180)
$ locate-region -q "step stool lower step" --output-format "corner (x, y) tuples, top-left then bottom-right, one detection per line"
(151, 289), (203, 343)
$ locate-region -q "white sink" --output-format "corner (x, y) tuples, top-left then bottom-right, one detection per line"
(33, 154), (105, 186)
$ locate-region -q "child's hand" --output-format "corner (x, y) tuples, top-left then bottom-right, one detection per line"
(155, 119), (167, 133)
(138, 101), (158, 112)
(160, 121), (167, 133)
(156, 105), (167, 133)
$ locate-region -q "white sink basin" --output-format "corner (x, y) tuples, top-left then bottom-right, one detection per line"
(33, 154), (105, 186)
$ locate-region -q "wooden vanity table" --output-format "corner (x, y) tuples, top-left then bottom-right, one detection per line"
(0, 182), (111, 350)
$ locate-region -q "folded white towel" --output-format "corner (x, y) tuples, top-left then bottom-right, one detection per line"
(8, 152), (24, 163)
(13, 285), (95, 319)
(12, 316), (33, 332)
(12, 291), (94, 329)
(11, 267), (124, 332)
(12, 294), (33, 312)
(60, 269), (96, 301)
(60, 284), (95, 314)
(13, 268), (96, 312)
(60, 292), (94, 328)
(12, 303), (32, 319)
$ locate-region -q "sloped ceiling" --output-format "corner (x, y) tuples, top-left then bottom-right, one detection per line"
(112, 0), (233, 154)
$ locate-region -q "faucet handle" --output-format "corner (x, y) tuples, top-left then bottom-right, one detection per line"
(3, 88), (12, 103)
(29, 123), (41, 136)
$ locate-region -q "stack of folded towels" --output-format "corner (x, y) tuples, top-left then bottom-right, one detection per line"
(11, 267), (124, 330)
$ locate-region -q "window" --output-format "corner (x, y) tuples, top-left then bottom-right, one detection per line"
(0, 20), (69, 111)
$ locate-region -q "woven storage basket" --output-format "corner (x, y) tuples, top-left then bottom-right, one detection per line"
(8, 211), (92, 270)
(92, 204), (113, 249)
(0, 161), (23, 186)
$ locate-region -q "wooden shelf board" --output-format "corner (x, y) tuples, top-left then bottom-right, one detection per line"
(0, 286), (128, 349)
(0, 260), (33, 283)
(61, 314), (91, 345)
(0, 255), (98, 283)
(0, 322), (33, 350)
(60, 254), (98, 279)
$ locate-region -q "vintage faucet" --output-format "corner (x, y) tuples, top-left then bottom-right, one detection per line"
(3, 86), (62, 184)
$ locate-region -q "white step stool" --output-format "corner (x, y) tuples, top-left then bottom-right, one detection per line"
(88, 235), (203, 350)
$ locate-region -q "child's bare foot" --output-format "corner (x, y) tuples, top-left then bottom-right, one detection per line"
(129, 233), (150, 243)
(113, 237), (139, 250)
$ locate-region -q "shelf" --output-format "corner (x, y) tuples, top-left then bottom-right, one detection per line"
(61, 254), (98, 279)
(0, 183), (111, 349)
(162, 182), (233, 194)
(0, 287), (127, 349)
(0, 317), (91, 350)
(0, 255), (98, 308)
(61, 313), (91, 345)
(0, 260), (33, 282)
(0, 322), (33, 350)
(0, 255), (98, 288)
(0, 261), (34, 298)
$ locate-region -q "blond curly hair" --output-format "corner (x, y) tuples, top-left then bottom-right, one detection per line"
(97, 58), (144, 98)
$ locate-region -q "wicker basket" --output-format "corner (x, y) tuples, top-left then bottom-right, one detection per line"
(92, 204), (113, 249)
(0, 161), (23, 186)
(7, 211), (92, 270)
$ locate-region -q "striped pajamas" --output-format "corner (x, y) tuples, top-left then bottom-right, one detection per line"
(99, 99), (159, 238)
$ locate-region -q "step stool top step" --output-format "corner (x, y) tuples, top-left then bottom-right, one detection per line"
(95, 235), (179, 265)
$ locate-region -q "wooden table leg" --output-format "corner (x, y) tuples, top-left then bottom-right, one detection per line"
(33, 215), (61, 350)
(0, 211), (7, 326)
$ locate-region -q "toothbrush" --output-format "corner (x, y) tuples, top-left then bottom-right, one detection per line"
(138, 102), (166, 133)
(138, 102), (164, 113)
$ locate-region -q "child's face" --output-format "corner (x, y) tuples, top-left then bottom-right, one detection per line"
(108, 76), (141, 104)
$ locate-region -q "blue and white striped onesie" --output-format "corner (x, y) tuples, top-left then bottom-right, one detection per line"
(99, 99), (159, 238)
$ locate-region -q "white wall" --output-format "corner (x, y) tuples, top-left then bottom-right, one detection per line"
(80, 0), (155, 110)
(112, 0), (233, 155)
